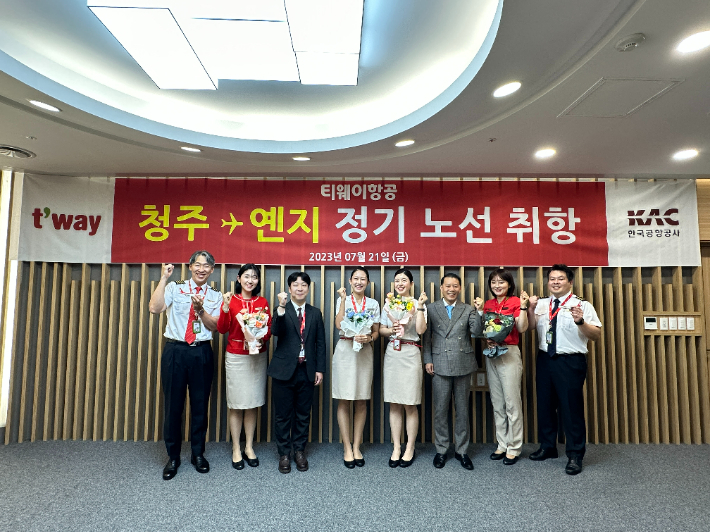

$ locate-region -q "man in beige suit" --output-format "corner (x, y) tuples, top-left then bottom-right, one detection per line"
(423, 273), (482, 470)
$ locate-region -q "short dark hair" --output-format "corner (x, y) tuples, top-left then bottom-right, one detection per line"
(234, 263), (261, 297)
(441, 272), (461, 286)
(189, 250), (215, 267)
(488, 268), (516, 297)
(547, 264), (574, 283)
(350, 266), (370, 282)
(394, 268), (413, 283)
(287, 271), (311, 286)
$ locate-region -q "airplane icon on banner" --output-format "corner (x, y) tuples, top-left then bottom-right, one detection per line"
(221, 213), (243, 235)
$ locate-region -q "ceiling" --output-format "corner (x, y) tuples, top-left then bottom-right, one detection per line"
(0, 0), (709, 179)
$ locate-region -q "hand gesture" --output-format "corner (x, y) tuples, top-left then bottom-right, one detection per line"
(520, 290), (529, 307)
(161, 263), (174, 281)
(418, 292), (428, 307)
(570, 304), (584, 323)
(473, 297), (484, 310)
(222, 291), (232, 312)
(191, 294), (204, 313)
(277, 292), (289, 307)
(425, 363), (435, 376)
(529, 295), (539, 309)
(337, 287), (347, 299)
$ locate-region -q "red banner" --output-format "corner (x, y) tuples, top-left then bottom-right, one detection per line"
(111, 178), (609, 266)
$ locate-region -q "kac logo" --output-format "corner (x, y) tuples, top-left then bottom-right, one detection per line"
(627, 208), (679, 227)
(32, 207), (102, 236)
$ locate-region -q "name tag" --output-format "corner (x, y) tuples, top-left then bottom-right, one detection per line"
(193, 321), (202, 334)
(392, 338), (401, 351)
(546, 329), (553, 344)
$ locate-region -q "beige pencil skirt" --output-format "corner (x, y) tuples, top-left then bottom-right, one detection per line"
(383, 343), (423, 405)
(225, 351), (267, 410)
(331, 339), (373, 400)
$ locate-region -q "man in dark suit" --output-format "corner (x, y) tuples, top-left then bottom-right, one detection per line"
(423, 273), (482, 470)
(267, 271), (326, 474)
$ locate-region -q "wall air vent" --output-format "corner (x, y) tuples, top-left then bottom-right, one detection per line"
(0, 145), (36, 159)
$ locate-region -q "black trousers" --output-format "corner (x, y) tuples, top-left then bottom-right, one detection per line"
(272, 363), (315, 457)
(536, 350), (587, 458)
(161, 341), (214, 459)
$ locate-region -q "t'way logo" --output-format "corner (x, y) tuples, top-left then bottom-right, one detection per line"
(32, 207), (102, 235)
(627, 208), (679, 226)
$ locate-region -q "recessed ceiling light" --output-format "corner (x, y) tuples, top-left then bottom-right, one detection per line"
(395, 139), (415, 147)
(493, 81), (521, 98)
(672, 149), (698, 161)
(677, 31), (710, 53)
(535, 148), (556, 159)
(28, 100), (60, 112)
(181, 146), (201, 153)
(293, 156), (311, 161)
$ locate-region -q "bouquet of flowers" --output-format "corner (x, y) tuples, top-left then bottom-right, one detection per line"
(383, 292), (415, 338)
(479, 311), (515, 358)
(236, 308), (269, 354)
(340, 307), (377, 352)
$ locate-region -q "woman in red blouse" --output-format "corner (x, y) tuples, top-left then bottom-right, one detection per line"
(483, 268), (528, 465)
(217, 263), (271, 469)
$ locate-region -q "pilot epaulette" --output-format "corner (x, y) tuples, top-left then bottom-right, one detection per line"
(207, 285), (220, 292)
(575, 295), (586, 301)
(175, 280), (186, 285)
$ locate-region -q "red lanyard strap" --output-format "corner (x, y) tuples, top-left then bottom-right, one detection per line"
(351, 295), (366, 313)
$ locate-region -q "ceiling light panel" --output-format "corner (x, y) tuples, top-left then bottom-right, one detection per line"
(185, 19), (299, 82)
(677, 31), (710, 53)
(297, 52), (360, 85)
(90, 0), (364, 87)
(286, 0), (364, 54)
(89, 6), (216, 90)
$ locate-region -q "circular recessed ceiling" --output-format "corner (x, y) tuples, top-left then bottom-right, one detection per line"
(0, 0), (503, 153)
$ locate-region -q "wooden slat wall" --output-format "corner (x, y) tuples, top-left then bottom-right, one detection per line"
(4, 263), (710, 445)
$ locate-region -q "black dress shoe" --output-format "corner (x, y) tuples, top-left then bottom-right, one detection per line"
(343, 459), (356, 469)
(278, 455), (291, 474)
(354, 458), (365, 467)
(162, 458), (180, 480)
(245, 456), (259, 468)
(454, 453), (474, 470)
(191, 454), (210, 473)
(529, 447), (559, 461)
(490, 451), (505, 461)
(433, 453), (447, 469)
(400, 451), (416, 468)
(232, 459), (244, 470)
(565, 457), (583, 475)
(388, 458), (400, 468)
(503, 455), (519, 465)
(294, 451), (309, 472)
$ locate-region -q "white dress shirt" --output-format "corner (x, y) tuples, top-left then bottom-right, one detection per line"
(163, 279), (222, 342)
(534, 291), (601, 354)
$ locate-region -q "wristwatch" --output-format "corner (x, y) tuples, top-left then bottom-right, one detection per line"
(575, 318), (584, 325)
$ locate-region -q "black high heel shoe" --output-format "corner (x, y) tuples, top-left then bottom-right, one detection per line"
(388, 458), (400, 468)
(232, 459), (244, 470)
(354, 458), (365, 467)
(245, 456), (259, 468)
(343, 459), (356, 469)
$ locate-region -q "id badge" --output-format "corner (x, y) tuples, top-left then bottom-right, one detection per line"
(546, 329), (553, 344)
(299, 343), (305, 358)
(193, 321), (202, 334)
(392, 338), (401, 351)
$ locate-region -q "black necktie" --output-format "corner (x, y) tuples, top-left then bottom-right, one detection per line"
(548, 298), (559, 357)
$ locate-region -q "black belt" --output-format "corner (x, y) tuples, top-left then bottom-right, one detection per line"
(541, 350), (585, 357)
(166, 338), (210, 347)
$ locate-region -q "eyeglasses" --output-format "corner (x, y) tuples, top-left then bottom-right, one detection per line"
(192, 262), (212, 271)
(241, 274), (259, 281)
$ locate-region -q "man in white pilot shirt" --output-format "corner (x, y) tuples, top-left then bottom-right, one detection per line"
(527, 264), (601, 475)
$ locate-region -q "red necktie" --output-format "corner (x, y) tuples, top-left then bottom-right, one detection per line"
(184, 286), (201, 344)
(298, 307), (305, 362)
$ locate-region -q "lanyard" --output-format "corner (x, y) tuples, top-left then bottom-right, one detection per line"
(549, 293), (574, 321)
(185, 279), (205, 295)
(351, 295), (366, 313)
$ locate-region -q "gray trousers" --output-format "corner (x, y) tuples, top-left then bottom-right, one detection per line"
(432, 373), (471, 455)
